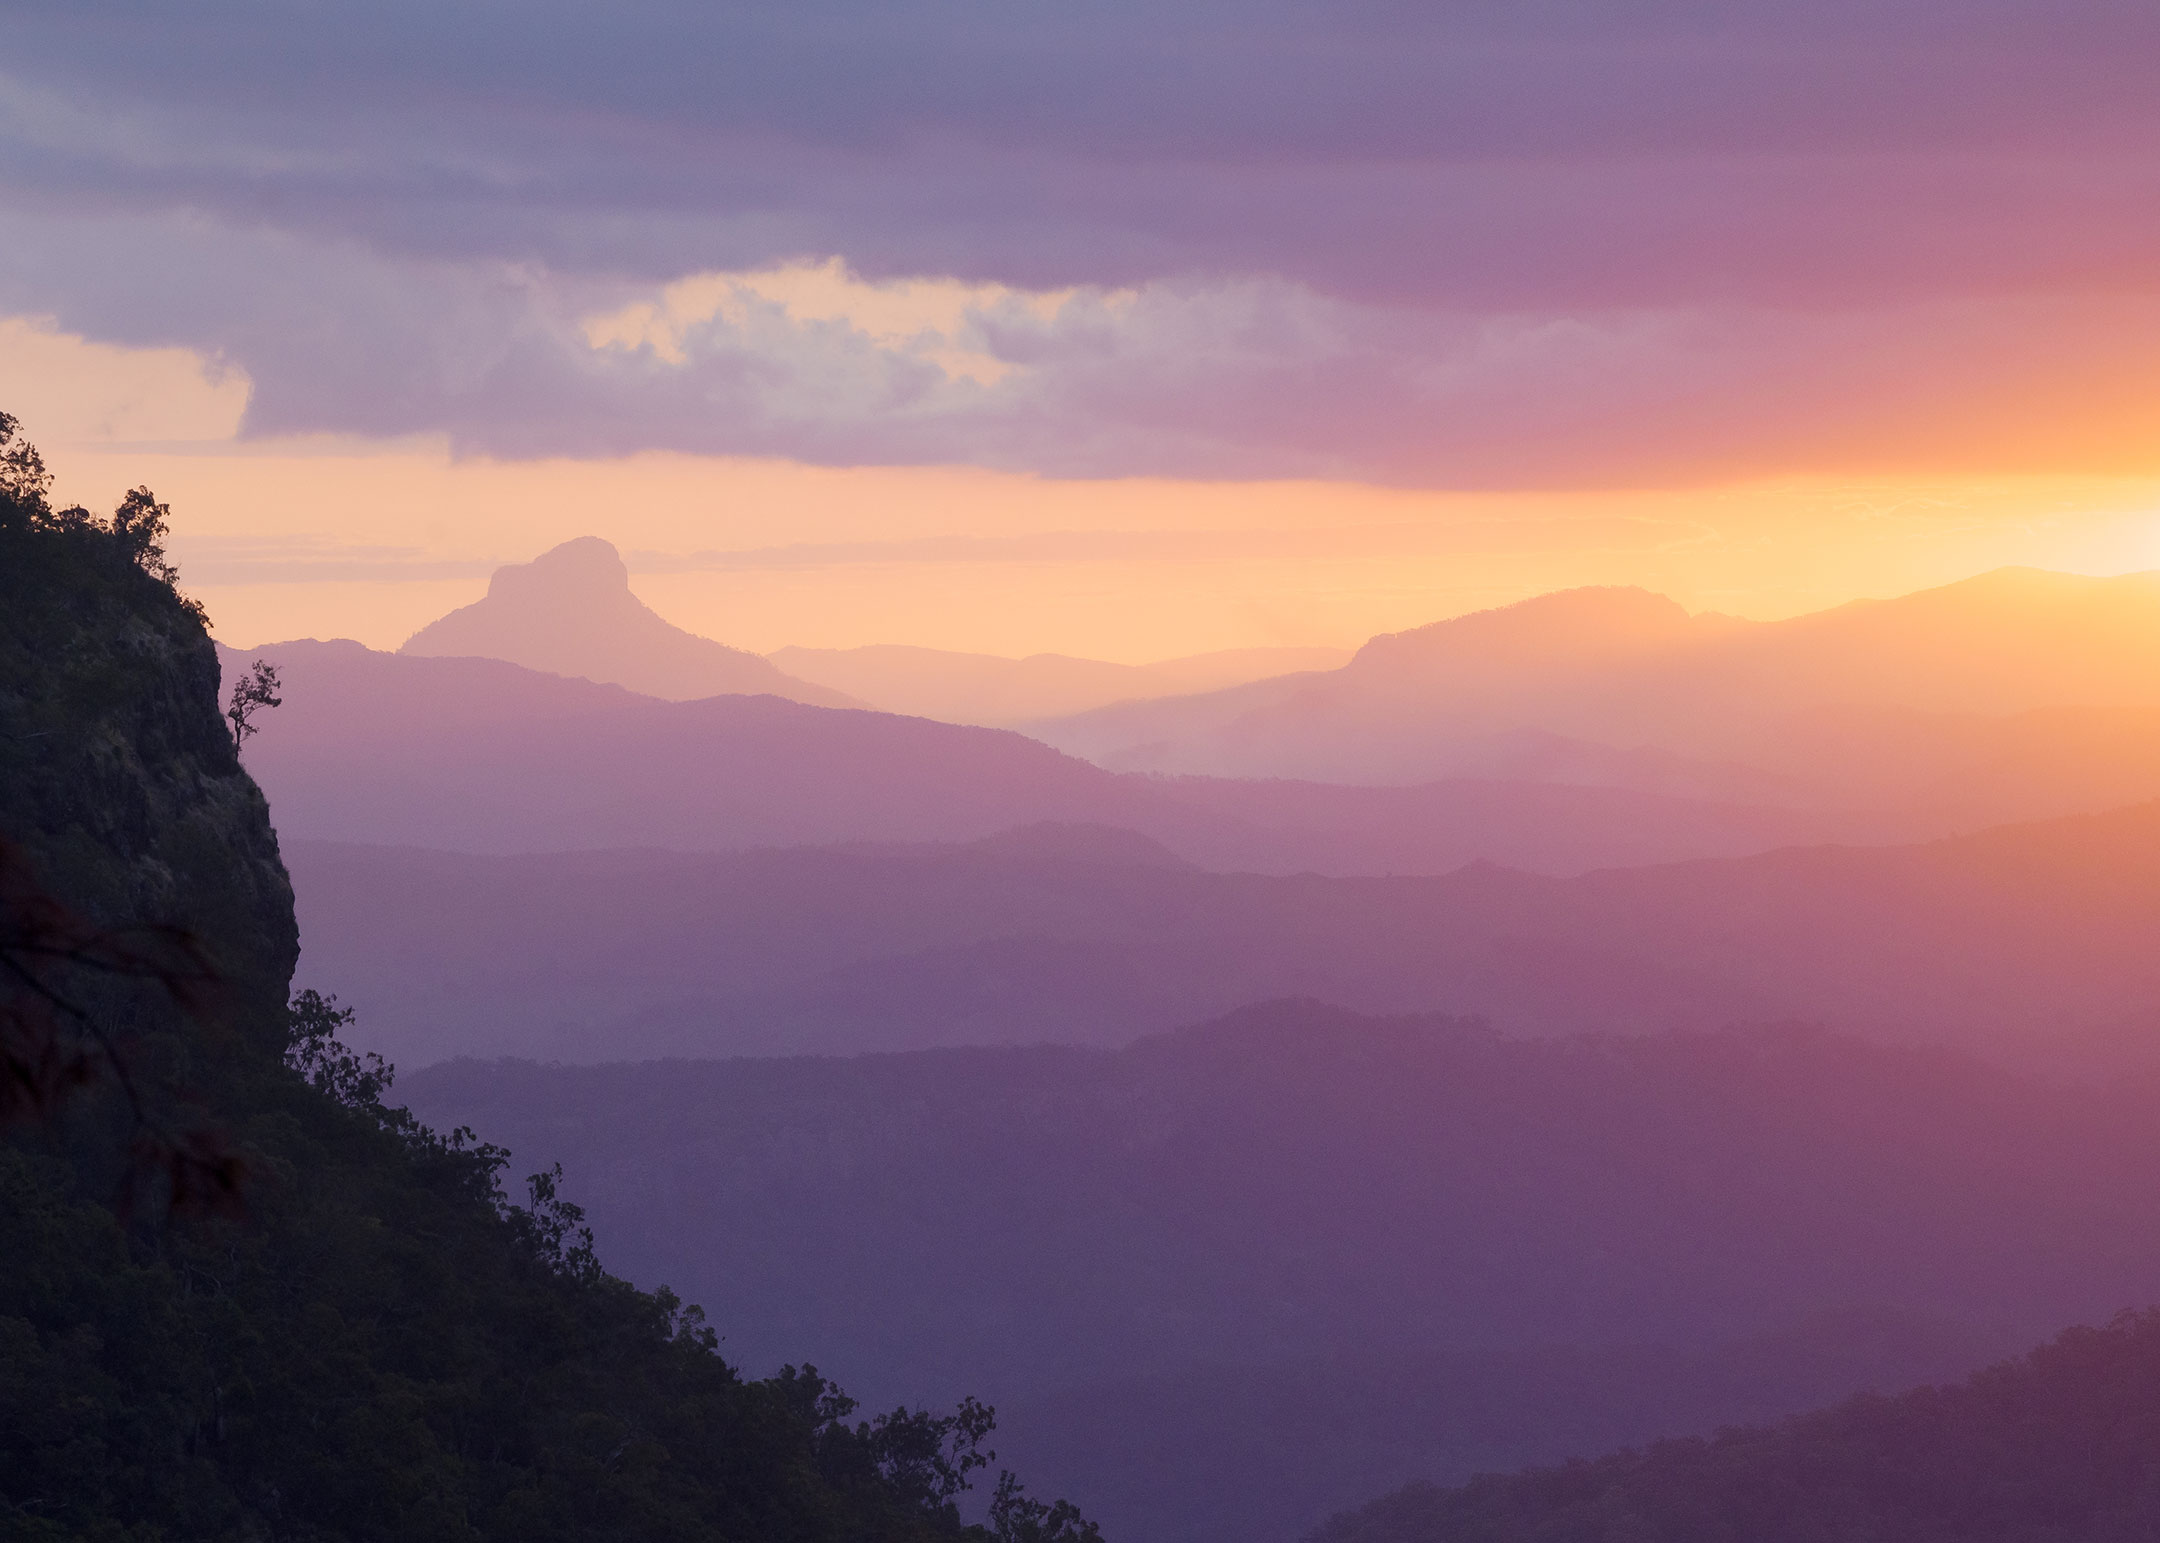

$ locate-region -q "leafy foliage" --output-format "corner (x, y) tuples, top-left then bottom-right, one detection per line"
(987, 1472), (1106, 1543)
(0, 412), (202, 623)
(226, 659), (282, 752)
(0, 410), (52, 506)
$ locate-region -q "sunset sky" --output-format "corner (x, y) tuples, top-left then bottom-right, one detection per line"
(7, 1), (2160, 657)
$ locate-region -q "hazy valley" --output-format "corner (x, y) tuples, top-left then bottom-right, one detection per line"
(20, 454), (2160, 1543)
(14, 12), (2160, 1539)
(218, 545), (2160, 1539)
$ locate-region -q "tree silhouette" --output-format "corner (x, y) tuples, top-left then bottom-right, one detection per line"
(226, 658), (282, 751)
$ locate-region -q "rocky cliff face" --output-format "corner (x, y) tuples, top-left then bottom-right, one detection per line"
(0, 514), (296, 1059)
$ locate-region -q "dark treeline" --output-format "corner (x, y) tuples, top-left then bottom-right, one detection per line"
(0, 415), (1093, 1542)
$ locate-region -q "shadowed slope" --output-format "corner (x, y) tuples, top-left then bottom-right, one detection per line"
(997, 1315), (2006, 1543)
(400, 1004), (2160, 1538)
(1308, 1311), (2160, 1543)
(405, 1003), (2155, 1403)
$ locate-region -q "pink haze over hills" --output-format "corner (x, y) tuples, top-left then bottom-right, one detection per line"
(23, 4), (2160, 1539)
(224, 639), (1859, 874)
(400, 536), (859, 708)
(224, 555), (2160, 1080)
(289, 798), (2160, 1071)
(239, 557), (2160, 857)
(1034, 568), (2160, 803)
(396, 535), (1349, 724)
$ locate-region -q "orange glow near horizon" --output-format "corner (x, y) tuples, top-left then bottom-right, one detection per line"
(11, 318), (2160, 661)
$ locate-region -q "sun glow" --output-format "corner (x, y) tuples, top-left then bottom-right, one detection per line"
(11, 316), (2160, 658)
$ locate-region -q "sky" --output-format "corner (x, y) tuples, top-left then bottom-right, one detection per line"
(6, 0), (2160, 658)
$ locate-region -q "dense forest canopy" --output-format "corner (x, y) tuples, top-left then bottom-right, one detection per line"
(0, 411), (1095, 1542)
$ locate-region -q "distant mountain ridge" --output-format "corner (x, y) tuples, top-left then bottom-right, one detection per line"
(999, 1312), (2006, 1543)
(224, 638), (1863, 874)
(404, 1000), (2151, 1404)
(1034, 568), (2160, 788)
(771, 642), (1352, 726)
(240, 564), (2160, 869)
(396, 535), (1343, 725)
(400, 1003), (2160, 1539)
(1309, 1311), (2160, 1543)
(401, 536), (859, 707)
(288, 796), (2160, 1071)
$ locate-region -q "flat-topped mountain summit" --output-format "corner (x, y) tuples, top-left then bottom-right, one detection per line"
(401, 536), (858, 707)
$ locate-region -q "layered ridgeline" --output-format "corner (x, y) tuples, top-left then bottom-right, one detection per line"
(1310, 1312), (2160, 1543)
(397, 536), (1343, 724)
(227, 570), (2160, 888)
(224, 637), (1860, 878)
(0, 419), (1093, 1541)
(768, 642), (1352, 728)
(402, 1003), (2160, 1542)
(289, 800), (2160, 1071)
(1032, 573), (2160, 799)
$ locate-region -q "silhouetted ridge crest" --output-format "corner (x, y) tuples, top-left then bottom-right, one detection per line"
(1350, 586), (1704, 673)
(1307, 1309), (2160, 1543)
(1030, 564), (2160, 785)
(482, 532), (633, 604)
(401, 536), (859, 707)
(963, 821), (1197, 870)
(400, 1002), (2129, 1537)
(1126, 998), (1492, 1058)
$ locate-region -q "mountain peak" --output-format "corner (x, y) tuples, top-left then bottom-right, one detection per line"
(487, 536), (633, 603)
(400, 539), (858, 707)
(1349, 585), (1702, 678)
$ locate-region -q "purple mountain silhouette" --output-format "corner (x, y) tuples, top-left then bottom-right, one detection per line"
(401, 536), (859, 707)
(222, 638), (1862, 868)
(288, 797), (2160, 1070)
(1035, 569), (2160, 791)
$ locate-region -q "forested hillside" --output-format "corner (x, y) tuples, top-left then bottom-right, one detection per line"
(0, 416), (1090, 1541)
(1309, 1311), (2160, 1543)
